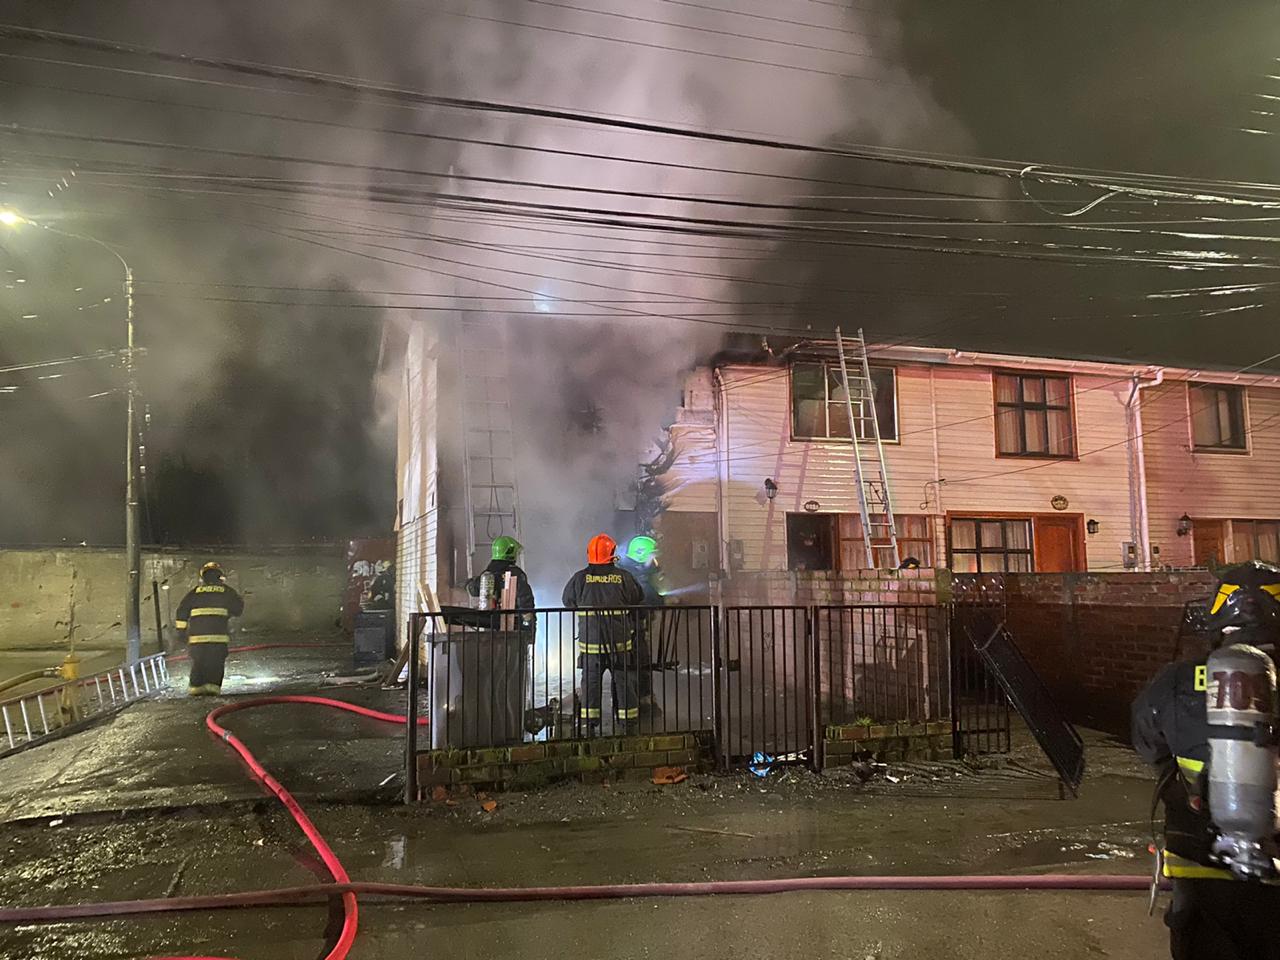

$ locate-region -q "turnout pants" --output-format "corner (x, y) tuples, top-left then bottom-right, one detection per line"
(580, 649), (639, 728)
(1167, 878), (1280, 960)
(188, 640), (229, 695)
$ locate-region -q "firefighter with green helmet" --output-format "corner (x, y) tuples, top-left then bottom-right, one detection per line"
(619, 535), (662, 706)
(467, 536), (535, 612)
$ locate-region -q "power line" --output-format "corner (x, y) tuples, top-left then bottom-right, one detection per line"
(8, 23), (1280, 210)
(513, 0), (897, 63)
(0, 73), (988, 200)
(0, 349), (120, 375)
(422, 5), (910, 84)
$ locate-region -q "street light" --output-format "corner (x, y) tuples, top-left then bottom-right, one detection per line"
(1, 208), (142, 663)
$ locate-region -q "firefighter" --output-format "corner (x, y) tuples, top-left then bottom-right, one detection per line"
(466, 536), (535, 611)
(1132, 560), (1280, 959)
(619, 535), (662, 706)
(563, 533), (644, 734)
(174, 561), (245, 696)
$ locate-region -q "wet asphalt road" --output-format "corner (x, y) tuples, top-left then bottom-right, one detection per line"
(0, 644), (1167, 960)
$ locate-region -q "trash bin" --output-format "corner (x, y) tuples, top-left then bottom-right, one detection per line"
(353, 610), (395, 667)
(428, 627), (529, 749)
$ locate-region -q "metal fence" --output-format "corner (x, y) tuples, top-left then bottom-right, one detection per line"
(814, 604), (949, 729)
(0, 654), (170, 759)
(405, 601), (1015, 777)
(720, 606), (812, 768)
(414, 606), (716, 750)
(949, 600), (1014, 757)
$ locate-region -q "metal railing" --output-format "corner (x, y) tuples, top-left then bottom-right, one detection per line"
(720, 606), (813, 769)
(814, 604), (949, 728)
(0, 654), (170, 759)
(403, 601), (1017, 787)
(411, 606), (716, 751)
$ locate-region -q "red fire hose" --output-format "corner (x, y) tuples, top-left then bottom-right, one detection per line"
(1, 693), (1153, 960)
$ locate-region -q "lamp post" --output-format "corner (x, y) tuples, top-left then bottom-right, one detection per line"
(2, 209), (142, 662)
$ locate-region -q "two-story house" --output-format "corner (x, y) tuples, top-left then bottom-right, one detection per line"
(651, 338), (1280, 581)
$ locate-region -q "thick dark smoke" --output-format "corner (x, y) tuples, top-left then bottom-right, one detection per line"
(0, 0), (963, 568)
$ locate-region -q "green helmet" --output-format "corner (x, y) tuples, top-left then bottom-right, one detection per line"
(625, 535), (657, 565)
(491, 536), (522, 562)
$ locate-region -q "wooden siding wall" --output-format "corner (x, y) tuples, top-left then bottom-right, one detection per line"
(1142, 380), (1280, 567)
(661, 362), (1137, 572)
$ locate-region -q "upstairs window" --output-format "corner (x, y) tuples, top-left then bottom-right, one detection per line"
(994, 372), (1074, 458)
(791, 362), (897, 442)
(1190, 384), (1247, 451)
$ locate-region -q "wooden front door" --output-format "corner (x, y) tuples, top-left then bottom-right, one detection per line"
(1034, 514), (1085, 572)
(1193, 520), (1225, 568)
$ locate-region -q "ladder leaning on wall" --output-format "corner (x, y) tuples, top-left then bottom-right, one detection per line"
(458, 317), (523, 581)
(835, 327), (901, 569)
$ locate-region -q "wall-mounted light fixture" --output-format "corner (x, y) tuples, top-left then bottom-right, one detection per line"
(1176, 514), (1193, 537)
(763, 478), (778, 500)
(1086, 519), (1100, 535)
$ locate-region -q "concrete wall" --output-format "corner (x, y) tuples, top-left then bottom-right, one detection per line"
(0, 546), (347, 650)
(963, 570), (1217, 732)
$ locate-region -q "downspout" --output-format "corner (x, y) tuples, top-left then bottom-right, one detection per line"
(713, 368), (730, 580)
(1127, 368), (1164, 571)
(928, 365), (945, 553)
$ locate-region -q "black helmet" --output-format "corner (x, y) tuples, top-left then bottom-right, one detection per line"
(1206, 561), (1280, 644)
(200, 561), (225, 585)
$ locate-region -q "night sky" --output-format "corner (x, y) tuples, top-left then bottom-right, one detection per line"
(2, 1), (1278, 546)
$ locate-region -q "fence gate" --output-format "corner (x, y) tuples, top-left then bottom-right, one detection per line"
(949, 601), (1013, 757)
(720, 606), (813, 769)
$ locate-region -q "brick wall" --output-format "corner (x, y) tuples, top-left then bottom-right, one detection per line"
(960, 571), (1216, 731)
(416, 731), (714, 794)
(714, 567), (947, 607)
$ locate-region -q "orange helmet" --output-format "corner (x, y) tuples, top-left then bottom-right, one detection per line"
(587, 533), (617, 565)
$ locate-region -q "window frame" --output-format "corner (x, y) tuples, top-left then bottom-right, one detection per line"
(991, 370), (1077, 460)
(1229, 519), (1280, 564)
(946, 515), (1035, 573)
(1188, 382), (1249, 454)
(785, 512), (838, 572)
(789, 361), (899, 444)
(838, 513), (935, 569)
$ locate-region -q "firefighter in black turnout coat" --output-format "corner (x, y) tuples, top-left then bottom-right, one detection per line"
(1132, 561), (1280, 960)
(175, 561), (245, 696)
(563, 533), (644, 733)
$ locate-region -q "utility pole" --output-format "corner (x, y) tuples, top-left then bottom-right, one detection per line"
(0, 209), (142, 660)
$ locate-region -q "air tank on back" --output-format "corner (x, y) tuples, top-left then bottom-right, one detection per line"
(1206, 642), (1280, 879)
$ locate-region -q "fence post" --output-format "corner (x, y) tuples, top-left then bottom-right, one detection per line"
(809, 606), (822, 773)
(404, 613), (422, 805)
(711, 603), (726, 771)
(947, 603), (964, 759)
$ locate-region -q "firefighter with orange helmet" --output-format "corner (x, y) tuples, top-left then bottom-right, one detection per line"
(562, 533), (644, 734)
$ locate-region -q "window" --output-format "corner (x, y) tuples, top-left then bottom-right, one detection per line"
(838, 514), (934, 568)
(791, 362), (897, 442)
(1191, 384), (1247, 451)
(1231, 520), (1280, 563)
(994, 372), (1074, 458)
(786, 513), (836, 571)
(948, 518), (1033, 573)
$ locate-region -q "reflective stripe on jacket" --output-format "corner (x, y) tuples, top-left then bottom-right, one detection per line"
(175, 581), (245, 642)
(561, 563), (643, 655)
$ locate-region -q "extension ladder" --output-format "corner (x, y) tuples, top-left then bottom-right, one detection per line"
(835, 327), (900, 568)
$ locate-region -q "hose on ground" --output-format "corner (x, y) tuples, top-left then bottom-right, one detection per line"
(0, 873), (1154, 924)
(2, 693), (1153, 960)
